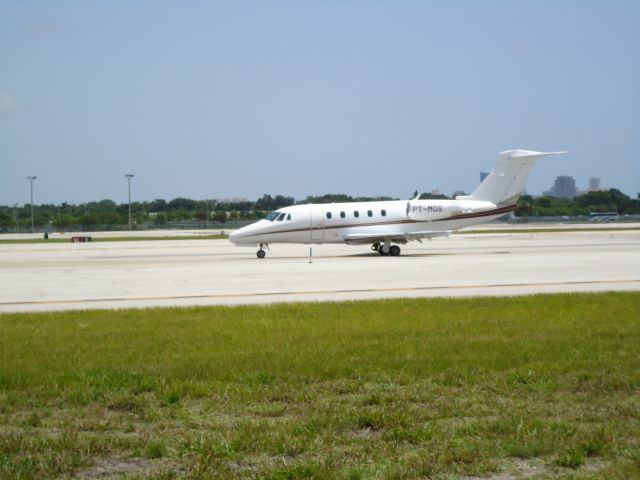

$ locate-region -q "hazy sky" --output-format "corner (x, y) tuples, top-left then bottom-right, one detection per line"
(1, 0), (639, 205)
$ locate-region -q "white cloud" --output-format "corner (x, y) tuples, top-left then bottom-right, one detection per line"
(0, 92), (18, 113)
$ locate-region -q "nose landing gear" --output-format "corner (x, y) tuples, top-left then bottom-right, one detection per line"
(256, 243), (267, 259)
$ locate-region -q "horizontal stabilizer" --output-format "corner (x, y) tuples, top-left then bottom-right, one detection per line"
(500, 149), (568, 160)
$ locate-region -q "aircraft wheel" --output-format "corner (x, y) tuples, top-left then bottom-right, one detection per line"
(390, 245), (401, 256)
(378, 248), (389, 256)
(257, 249), (266, 259)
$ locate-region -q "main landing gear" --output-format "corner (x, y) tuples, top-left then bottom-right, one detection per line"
(256, 243), (267, 259)
(371, 242), (401, 256)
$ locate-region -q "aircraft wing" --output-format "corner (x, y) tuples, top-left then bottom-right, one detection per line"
(343, 230), (451, 245)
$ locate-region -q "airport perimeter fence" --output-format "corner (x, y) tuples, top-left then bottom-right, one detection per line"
(1, 220), (255, 234)
(504, 214), (640, 223)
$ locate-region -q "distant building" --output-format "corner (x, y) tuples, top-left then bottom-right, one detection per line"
(588, 177), (601, 192)
(215, 197), (249, 203)
(549, 176), (576, 199)
(480, 171), (489, 183)
(452, 190), (467, 198)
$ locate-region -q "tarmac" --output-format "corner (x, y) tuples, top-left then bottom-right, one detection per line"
(1, 227), (639, 312)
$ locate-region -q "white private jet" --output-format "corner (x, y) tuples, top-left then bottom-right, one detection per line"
(229, 150), (565, 258)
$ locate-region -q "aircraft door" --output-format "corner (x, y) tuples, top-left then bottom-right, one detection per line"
(310, 209), (324, 241)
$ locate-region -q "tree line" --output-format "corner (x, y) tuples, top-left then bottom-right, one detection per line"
(0, 189), (638, 230)
(514, 189), (639, 217)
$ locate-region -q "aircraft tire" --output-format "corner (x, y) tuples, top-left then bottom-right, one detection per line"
(257, 250), (266, 259)
(390, 245), (401, 256)
(378, 249), (389, 256)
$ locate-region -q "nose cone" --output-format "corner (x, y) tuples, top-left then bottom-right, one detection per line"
(228, 223), (259, 245)
(228, 229), (241, 244)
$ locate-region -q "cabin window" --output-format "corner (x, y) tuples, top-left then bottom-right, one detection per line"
(286, 213), (291, 220)
(265, 211), (280, 221)
(381, 209), (387, 217)
(277, 213), (286, 221)
(367, 210), (373, 217)
(340, 211), (345, 218)
(354, 211), (359, 218)
(326, 212), (332, 219)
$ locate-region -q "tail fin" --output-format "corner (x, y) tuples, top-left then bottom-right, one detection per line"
(469, 150), (566, 204)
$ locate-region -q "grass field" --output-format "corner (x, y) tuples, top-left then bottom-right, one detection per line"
(1, 293), (639, 479)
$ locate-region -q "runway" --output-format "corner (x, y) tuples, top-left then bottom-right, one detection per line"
(1, 229), (639, 312)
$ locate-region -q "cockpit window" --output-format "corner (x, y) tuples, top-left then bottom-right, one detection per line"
(286, 214), (291, 220)
(265, 211), (281, 221)
(277, 212), (286, 221)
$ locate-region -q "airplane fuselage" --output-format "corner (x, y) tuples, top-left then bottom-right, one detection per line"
(229, 198), (511, 245)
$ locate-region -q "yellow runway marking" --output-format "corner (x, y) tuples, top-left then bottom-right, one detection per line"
(3, 279), (639, 307)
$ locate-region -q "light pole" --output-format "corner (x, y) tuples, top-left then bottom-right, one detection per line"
(27, 176), (37, 232)
(125, 174), (134, 230)
(13, 203), (19, 232)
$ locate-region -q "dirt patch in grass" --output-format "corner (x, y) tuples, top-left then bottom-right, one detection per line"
(74, 457), (153, 478)
(463, 459), (545, 479)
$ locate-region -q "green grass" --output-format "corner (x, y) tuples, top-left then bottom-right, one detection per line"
(1, 292), (639, 479)
(0, 234), (227, 244)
